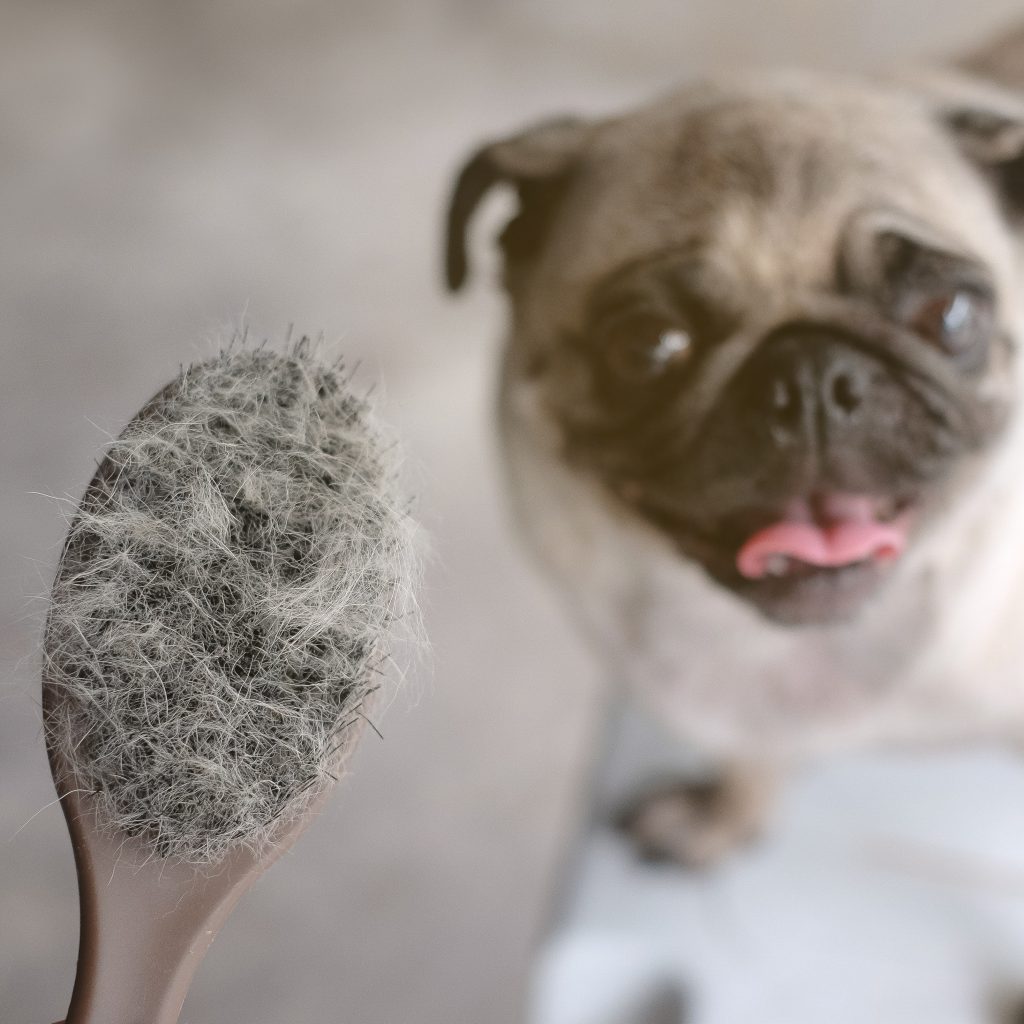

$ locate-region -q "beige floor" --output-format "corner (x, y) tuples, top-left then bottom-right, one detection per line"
(3, 3), (1024, 1022)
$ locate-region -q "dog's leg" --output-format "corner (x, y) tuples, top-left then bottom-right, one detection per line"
(615, 761), (777, 868)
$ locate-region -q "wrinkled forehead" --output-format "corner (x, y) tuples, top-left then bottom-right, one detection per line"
(524, 76), (1009, 328)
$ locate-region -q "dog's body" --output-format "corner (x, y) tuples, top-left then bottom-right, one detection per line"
(448, 25), (1024, 860)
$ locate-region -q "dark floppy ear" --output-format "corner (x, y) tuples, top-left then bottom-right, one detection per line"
(444, 116), (592, 292)
(941, 101), (1024, 212)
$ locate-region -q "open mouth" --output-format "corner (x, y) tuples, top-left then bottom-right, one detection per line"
(729, 493), (915, 622)
(735, 493), (911, 582)
(637, 490), (916, 623)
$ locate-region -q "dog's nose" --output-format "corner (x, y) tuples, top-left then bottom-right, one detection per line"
(741, 329), (875, 444)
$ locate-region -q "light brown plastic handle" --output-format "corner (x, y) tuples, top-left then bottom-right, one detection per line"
(52, 774), (333, 1024)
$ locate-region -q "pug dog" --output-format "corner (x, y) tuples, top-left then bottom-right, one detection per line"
(445, 24), (1024, 866)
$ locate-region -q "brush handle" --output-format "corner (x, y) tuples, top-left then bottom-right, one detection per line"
(51, 773), (337, 1024)
(55, 788), (263, 1024)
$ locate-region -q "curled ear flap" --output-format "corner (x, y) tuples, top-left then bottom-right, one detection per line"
(444, 116), (591, 292)
(942, 102), (1024, 212)
(955, 21), (1024, 93)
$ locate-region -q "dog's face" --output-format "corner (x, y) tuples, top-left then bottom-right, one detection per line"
(447, 71), (1024, 625)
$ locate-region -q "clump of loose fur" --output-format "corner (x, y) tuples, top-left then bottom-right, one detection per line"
(43, 341), (415, 864)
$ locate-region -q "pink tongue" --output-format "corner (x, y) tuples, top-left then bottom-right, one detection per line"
(736, 495), (908, 580)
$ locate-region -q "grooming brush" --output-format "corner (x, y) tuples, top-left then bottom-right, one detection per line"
(42, 342), (416, 1024)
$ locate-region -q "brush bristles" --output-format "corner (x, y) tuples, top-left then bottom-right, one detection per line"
(44, 343), (415, 864)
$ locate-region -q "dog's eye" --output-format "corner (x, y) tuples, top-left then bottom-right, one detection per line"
(905, 290), (993, 362)
(600, 315), (694, 383)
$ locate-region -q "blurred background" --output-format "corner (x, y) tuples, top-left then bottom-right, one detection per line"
(3, 2), (1024, 1021)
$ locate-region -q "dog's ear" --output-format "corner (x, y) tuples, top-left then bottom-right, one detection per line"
(940, 95), (1024, 214)
(942, 22), (1024, 202)
(955, 20), (1024, 94)
(444, 116), (592, 292)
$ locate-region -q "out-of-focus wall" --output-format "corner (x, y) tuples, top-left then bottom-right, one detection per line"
(2, 3), (1021, 1021)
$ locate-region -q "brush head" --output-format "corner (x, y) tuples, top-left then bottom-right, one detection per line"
(43, 342), (415, 864)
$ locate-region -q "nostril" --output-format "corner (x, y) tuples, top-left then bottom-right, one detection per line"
(830, 371), (863, 416)
(769, 378), (799, 423)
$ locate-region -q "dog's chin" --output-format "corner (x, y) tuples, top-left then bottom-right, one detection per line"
(711, 559), (895, 626)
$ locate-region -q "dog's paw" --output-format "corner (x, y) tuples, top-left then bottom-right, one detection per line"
(614, 767), (773, 869)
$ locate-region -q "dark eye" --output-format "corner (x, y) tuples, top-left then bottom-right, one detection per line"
(904, 289), (993, 363)
(600, 313), (695, 384)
